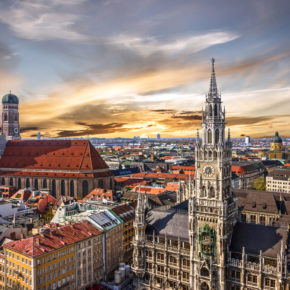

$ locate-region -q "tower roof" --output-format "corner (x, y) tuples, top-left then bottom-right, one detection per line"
(2, 92), (19, 104)
(208, 58), (219, 98)
(272, 131), (282, 143)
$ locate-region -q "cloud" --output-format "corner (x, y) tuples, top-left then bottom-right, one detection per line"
(0, 0), (87, 41)
(56, 122), (131, 137)
(109, 31), (239, 56)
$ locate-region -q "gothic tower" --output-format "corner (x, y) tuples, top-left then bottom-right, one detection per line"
(2, 92), (20, 140)
(188, 59), (238, 289)
(132, 190), (147, 284)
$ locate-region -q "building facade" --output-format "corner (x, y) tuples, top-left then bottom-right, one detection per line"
(1, 93), (20, 140)
(132, 59), (290, 290)
(3, 221), (103, 290)
(0, 140), (113, 198)
(266, 169), (290, 193)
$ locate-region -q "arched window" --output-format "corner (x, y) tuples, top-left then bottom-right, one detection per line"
(52, 179), (56, 197)
(208, 151), (212, 159)
(14, 115), (18, 121)
(208, 105), (212, 117)
(4, 114), (7, 121)
(209, 187), (215, 198)
(18, 178), (21, 189)
(43, 179), (47, 188)
(208, 129), (212, 144)
(201, 267), (209, 277)
(98, 179), (104, 188)
(61, 180), (65, 196)
(82, 180), (89, 196)
(201, 282), (209, 290)
(215, 129), (219, 144)
(70, 180), (74, 197)
(1, 178), (5, 185)
(213, 151), (217, 160)
(201, 186), (206, 197)
(34, 179), (38, 190)
(9, 178), (13, 186)
(214, 104), (218, 116)
(26, 178), (30, 188)
(203, 150), (207, 160)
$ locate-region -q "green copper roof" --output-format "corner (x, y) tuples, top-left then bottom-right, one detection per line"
(2, 93), (19, 104)
(272, 131), (282, 143)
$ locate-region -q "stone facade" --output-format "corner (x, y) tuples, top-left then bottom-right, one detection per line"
(132, 59), (290, 290)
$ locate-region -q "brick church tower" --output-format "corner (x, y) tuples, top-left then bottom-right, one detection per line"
(2, 92), (20, 140)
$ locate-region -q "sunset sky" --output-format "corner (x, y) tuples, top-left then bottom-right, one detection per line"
(0, 0), (289, 139)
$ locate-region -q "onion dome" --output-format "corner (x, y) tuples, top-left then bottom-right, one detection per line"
(2, 92), (19, 104)
(272, 131), (282, 143)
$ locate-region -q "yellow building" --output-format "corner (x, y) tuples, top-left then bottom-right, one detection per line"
(270, 131), (283, 151)
(112, 203), (135, 263)
(3, 221), (103, 290)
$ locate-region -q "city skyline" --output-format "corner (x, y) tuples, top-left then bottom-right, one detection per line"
(0, 0), (289, 139)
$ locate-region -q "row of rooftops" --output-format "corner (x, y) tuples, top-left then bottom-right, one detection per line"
(4, 221), (102, 257)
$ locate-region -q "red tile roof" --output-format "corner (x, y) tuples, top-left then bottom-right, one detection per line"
(4, 221), (102, 257)
(82, 188), (114, 201)
(130, 172), (187, 181)
(0, 140), (112, 178)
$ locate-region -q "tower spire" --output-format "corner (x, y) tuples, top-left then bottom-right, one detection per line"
(208, 58), (218, 98)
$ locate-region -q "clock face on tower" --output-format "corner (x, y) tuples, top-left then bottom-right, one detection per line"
(203, 166), (214, 177)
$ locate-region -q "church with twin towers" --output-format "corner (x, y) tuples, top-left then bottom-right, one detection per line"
(132, 59), (290, 289)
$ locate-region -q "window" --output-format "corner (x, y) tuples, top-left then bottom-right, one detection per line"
(208, 129), (212, 144)
(248, 274), (257, 285)
(169, 256), (177, 265)
(250, 215), (256, 224)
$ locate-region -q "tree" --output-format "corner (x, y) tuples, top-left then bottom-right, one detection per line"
(253, 176), (266, 191)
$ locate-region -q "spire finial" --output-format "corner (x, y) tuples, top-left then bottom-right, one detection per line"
(208, 58), (218, 98)
(211, 58), (215, 72)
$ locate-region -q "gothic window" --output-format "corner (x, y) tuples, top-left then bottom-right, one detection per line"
(247, 274), (257, 285)
(70, 180), (74, 197)
(201, 186), (206, 197)
(215, 129), (219, 144)
(201, 282), (209, 290)
(4, 113), (7, 121)
(213, 151), (217, 160)
(1, 178), (4, 185)
(204, 150), (207, 160)
(182, 259), (190, 269)
(200, 267), (209, 277)
(214, 104), (217, 116)
(169, 256), (177, 265)
(26, 178), (30, 188)
(18, 178), (21, 189)
(208, 150), (212, 159)
(9, 178), (13, 186)
(43, 179), (47, 188)
(209, 187), (215, 198)
(208, 129), (212, 144)
(208, 105), (212, 117)
(14, 115), (18, 121)
(82, 180), (89, 196)
(61, 180), (65, 196)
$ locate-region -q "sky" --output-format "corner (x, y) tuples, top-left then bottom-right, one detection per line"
(0, 0), (289, 139)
